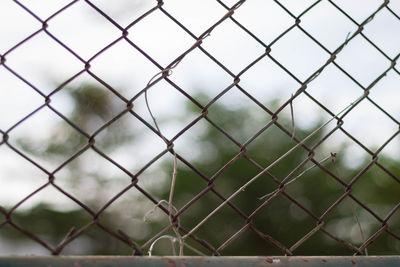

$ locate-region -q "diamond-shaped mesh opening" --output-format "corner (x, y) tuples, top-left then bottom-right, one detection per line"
(132, 80), (202, 141)
(3, 31), (83, 95)
(164, 165), (211, 213)
(211, 156), (276, 212)
(0, 1), (41, 53)
(251, 193), (318, 249)
(334, 35), (391, 88)
(232, 0), (293, 45)
(363, 8), (400, 58)
(173, 119), (241, 177)
(68, 225), (133, 255)
(82, 1), (157, 28)
(168, 49), (234, 102)
(340, 100), (399, 151)
(163, 0), (227, 37)
(301, 1), (357, 52)
(3, 185), (94, 248)
(0, 69), (43, 130)
(365, 231), (400, 255)
(0, 224), (50, 255)
(386, 208), (400, 236)
(281, 165), (345, 217)
(49, 79), (128, 135)
(295, 230), (352, 255)
(377, 135), (400, 160)
(287, 92), (332, 131)
(220, 227), (283, 255)
(0, 146), (48, 207)
(45, 1), (122, 60)
(7, 107), (89, 171)
(322, 198), (382, 248)
(270, 27), (330, 82)
(275, 0), (319, 17)
(127, 9), (195, 67)
(368, 70), (400, 123)
(237, 55), (300, 106)
(350, 163), (400, 219)
(175, 189), (240, 237)
(305, 64), (363, 115)
(332, 0), (384, 24)
(16, 0), (75, 20)
(338, 133), (375, 170)
(201, 18), (266, 74)
(205, 89), (271, 143)
(98, 186), (169, 238)
(244, 122), (308, 167)
(135, 152), (175, 197)
(51, 149), (138, 210)
(87, 40), (161, 99)
(195, 204), (246, 251)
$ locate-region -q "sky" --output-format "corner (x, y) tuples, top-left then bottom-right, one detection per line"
(1, 0), (400, 210)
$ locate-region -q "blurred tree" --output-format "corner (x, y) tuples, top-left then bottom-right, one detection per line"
(1, 84), (137, 254)
(17, 84), (135, 206)
(160, 96), (400, 256)
(1, 86), (399, 256)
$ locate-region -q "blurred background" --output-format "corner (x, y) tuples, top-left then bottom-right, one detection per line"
(0, 0), (399, 255)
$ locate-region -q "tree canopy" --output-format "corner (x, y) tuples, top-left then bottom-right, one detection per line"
(1, 84), (399, 255)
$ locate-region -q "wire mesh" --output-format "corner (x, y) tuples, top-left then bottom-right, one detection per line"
(0, 0), (399, 256)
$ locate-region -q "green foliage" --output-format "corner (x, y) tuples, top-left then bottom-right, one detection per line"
(2, 86), (399, 255)
(160, 95), (400, 255)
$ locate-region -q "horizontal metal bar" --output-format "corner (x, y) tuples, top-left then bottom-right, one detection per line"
(1, 256), (400, 267)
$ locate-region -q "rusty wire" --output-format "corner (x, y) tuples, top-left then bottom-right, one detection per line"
(0, 0), (399, 256)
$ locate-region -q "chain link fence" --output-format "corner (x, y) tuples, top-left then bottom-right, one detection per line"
(1, 0), (399, 256)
